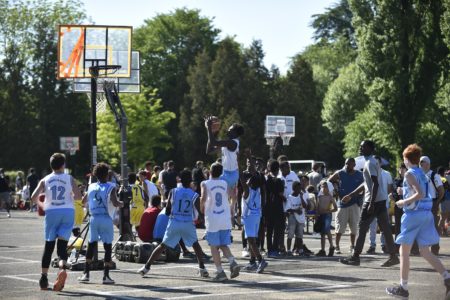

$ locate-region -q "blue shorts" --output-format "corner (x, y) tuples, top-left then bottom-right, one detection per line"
(89, 214), (114, 244)
(206, 229), (232, 246)
(44, 208), (74, 241)
(395, 210), (440, 247)
(243, 215), (260, 238)
(220, 170), (239, 190)
(319, 213), (332, 234)
(162, 219), (198, 249)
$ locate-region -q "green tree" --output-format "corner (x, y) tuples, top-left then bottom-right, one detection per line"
(0, 0), (88, 173)
(311, 0), (355, 45)
(322, 63), (369, 139)
(349, 0), (449, 158)
(274, 55), (321, 160)
(97, 90), (175, 169)
(133, 8), (220, 164)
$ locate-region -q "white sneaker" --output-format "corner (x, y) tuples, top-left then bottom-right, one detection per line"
(241, 249), (250, 258)
(59, 259), (71, 269)
(138, 265), (149, 276)
(77, 273), (90, 282)
(7, 213), (10, 218)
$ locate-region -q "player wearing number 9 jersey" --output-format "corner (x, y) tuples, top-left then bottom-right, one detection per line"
(201, 163), (240, 281)
(31, 153), (82, 291)
(138, 170), (209, 278)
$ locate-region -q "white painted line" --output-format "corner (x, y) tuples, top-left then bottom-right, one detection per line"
(164, 284), (352, 299)
(0, 261), (40, 265)
(3, 275), (39, 284)
(0, 255), (40, 263)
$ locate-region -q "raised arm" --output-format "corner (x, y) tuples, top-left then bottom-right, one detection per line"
(205, 116), (237, 154)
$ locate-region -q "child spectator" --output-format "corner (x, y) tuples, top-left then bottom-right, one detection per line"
(315, 180), (337, 257)
(286, 181), (309, 256)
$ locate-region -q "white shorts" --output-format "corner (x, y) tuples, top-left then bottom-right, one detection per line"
(287, 214), (304, 239)
(335, 204), (360, 234)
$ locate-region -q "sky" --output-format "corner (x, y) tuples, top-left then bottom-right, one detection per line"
(81, 0), (336, 74)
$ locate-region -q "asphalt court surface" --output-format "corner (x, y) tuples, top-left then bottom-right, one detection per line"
(0, 211), (449, 299)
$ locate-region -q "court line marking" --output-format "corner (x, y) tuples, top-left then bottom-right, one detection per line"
(0, 255), (40, 263)
(4, 274), (352, 300)
(0, 261), (40, 265)
(163, 284), (352, 299)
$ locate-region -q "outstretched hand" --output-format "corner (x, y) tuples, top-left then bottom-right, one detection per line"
(204, 115), (213, 129)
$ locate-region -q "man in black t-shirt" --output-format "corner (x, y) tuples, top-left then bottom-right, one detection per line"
(0, 169), (12, 217)
(265, 160), (285, 257)
(192, 161), (206, 196)
(27, 168), (39, 212)
(162, 161), (178, 199)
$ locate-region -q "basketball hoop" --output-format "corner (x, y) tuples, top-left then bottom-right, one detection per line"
(266, 136), (292, 146)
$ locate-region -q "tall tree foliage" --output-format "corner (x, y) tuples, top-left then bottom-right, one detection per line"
(349, 0), (449, 158)
(133, 8), (220, 164)
(0, 0), (89, 174)
(97, 90), (175, 169)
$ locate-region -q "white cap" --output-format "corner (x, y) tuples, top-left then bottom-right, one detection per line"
(420, 156), (430, 164)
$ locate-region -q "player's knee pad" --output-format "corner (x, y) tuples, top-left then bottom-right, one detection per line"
(86, 242), (97, 260)
(42, 241), (56, 268)
(104, 243), (112, 263)
(57, 239), (69, 261)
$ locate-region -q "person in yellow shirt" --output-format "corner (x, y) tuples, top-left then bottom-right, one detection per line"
(129, 172), (148, 231)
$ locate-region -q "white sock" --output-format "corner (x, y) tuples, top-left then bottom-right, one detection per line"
(216, 266), (223, 273)
(400, 279), (408, 290)
(442, 271), (450, 280)
(228, 256), (235, 264)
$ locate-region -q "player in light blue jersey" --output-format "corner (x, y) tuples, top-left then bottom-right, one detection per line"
(138, 170), (209, 278)
(386, 144), (450, 299)
(241, 155), (268, 273)
(78, 163), (123, 284)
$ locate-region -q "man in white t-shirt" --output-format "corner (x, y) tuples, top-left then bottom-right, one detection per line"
(368, 156), (393, 254)
(139, 170), (159, 204)
(420, 156), (444, 255)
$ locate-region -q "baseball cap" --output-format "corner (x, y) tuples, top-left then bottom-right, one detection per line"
(419, 156), (430, 164)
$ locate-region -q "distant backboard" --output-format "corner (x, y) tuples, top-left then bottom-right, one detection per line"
(265, 115), (295, 137)
(72, 51), (140, 93)
(57, 25), (132, 79)
(60, 136), (79, 150)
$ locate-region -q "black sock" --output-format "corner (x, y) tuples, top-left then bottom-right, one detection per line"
(250, 257), (256, 264)
(103, 266), (110, 278)
(84, 261), (91, 276)
(199, 262), (205, 269)
(257, 254), (262, 262)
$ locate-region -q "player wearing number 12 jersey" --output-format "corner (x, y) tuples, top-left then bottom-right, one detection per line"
(138, 170), (209, 278)
(201, 163), (240, 281)
(31, 153), (82, 291)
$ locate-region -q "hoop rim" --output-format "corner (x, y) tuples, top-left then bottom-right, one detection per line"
(89, 65), (122, 77)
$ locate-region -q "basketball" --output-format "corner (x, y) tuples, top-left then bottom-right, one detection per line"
(211, 116), (221, 133)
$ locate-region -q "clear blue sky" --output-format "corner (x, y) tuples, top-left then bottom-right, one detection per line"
(81, 0), (336, 73)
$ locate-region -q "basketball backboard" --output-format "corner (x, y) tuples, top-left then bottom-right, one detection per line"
(57, 25), (132, 79)
(60, 136), (79, 151)
(72, 51), (140, 93)
(265, 115), (295, 146)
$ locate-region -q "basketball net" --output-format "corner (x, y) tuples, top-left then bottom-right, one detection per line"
(266, 135), (291, 146)
(86, 79), (116, 114)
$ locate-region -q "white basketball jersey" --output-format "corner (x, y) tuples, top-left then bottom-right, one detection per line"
(204, 179), (231, 232)
(43, 172), (74, 211)
(221, 139), (239, 171)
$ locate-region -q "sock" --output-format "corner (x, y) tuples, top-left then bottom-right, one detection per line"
(103, 266), (110, 279)
(199, 262), (205, 269)
(41, 273), (47, 277)
(256, 255), (262, 262)
(216, 266), (224, 273)
(442, 271), (450, 280)
(228, 256), (235, 264)
(400, 279), (408, 290)
(250, 257), (256, 264)
(84, 261), (91, 276)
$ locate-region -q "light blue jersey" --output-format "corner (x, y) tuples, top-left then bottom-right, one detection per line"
(403, 167), (432, 212)
(88, 182), (114, 216)
(170, 187), (198, 222)
(242, 187), (261, 218)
